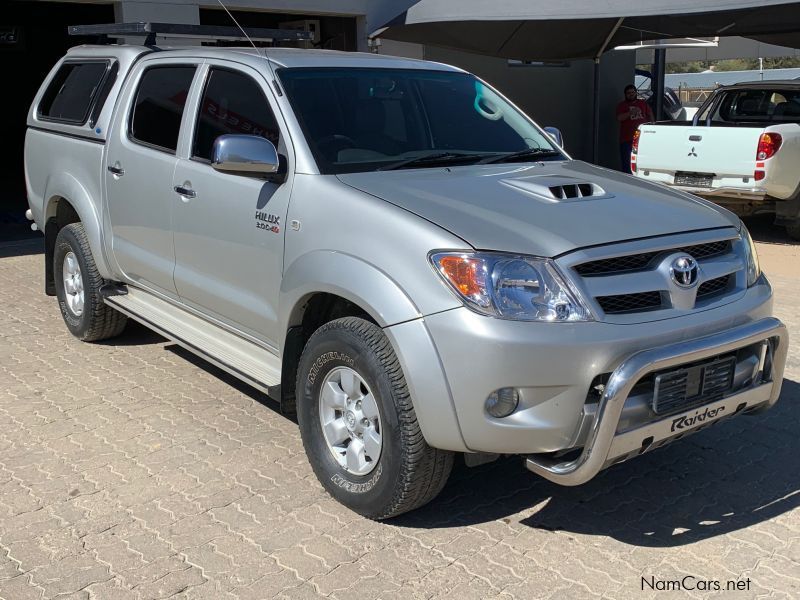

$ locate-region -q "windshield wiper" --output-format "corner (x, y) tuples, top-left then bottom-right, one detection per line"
(377, 152), (482, 171)
(478, 147), (563, 164)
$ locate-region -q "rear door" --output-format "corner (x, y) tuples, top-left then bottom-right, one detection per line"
(171, 61), (293, 347)
(105, 59), (199, 297)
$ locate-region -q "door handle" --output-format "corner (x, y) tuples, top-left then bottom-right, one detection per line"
(174, 185), (196, 198)
(107, 165), (125, 176)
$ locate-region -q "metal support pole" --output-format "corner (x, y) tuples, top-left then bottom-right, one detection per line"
(592, 17), (624, 164)
(652, 47), (666, 121)
(592, 58), (600, 163)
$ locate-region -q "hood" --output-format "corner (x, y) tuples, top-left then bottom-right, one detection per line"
(337, 160), (738, 257)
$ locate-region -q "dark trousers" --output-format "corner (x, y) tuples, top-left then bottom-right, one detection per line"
(619, 141), (633, 174)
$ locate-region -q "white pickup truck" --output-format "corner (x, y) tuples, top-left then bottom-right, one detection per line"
(632, 81), (800, 239)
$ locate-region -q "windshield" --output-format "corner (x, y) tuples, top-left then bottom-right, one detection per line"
(278, 67), (564, 174)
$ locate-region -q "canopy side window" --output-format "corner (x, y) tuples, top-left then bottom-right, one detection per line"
(38, 60), (115, 126)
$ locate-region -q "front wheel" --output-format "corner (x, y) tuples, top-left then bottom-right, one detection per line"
(296, 317), (453, 519)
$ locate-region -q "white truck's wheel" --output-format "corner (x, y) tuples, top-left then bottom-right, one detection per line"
(53, 223), (127, 342)
(296, 317), (453, 519)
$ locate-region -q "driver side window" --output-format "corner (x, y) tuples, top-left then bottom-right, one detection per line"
(192, 68), (280, 161)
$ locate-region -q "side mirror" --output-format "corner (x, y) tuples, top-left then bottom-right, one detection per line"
(211, 134), (280, 178)
(544, 126), (564, 148)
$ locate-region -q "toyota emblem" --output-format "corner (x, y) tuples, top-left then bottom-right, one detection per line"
(670, 256), (699, 288)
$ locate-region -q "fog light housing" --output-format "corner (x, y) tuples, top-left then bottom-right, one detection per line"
(485, 388), (520, 418)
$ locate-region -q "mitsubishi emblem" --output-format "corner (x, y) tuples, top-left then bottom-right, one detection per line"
(688, 147), (698, 157)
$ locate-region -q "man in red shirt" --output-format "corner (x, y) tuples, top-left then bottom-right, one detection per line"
(616, 84), (654, 173)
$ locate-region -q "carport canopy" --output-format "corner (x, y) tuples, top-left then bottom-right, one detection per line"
(372, 0), (800, 162)
(374, 0), (800, 61)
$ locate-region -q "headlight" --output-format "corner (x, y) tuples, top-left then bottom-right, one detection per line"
(740, 224), (761, 287)
(431, 252), (594, 322)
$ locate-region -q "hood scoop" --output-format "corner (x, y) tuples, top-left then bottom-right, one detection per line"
(500, 175), (610, 203)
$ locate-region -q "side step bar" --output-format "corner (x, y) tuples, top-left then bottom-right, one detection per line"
(105, 287), (281, 394)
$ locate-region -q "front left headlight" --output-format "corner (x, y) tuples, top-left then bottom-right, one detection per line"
(431, 252), (594, 322)
(740, 224), (761, 287)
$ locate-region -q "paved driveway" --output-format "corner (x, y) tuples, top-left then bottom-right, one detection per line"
(1, 236), (798, 600)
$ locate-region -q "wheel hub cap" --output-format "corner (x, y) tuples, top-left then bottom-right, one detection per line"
(62, 251), (84, 317)
(318, 366), (382, 476)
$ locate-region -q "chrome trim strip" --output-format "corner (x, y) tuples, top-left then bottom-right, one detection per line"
(525, 317), (788, 486)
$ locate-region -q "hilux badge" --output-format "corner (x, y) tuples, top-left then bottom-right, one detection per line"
(671, 256), (699, 287)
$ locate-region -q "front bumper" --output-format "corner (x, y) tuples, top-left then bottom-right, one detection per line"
(424, 280), (776, 455)
(525, 317), (787, 486)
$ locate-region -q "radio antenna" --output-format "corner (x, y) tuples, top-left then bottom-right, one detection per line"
(215, 0), (282, 91)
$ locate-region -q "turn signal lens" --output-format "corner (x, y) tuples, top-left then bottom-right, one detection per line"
(436, 255), (486, 297)
(631, 129), (641, 154)
(756, 132), (782, 160)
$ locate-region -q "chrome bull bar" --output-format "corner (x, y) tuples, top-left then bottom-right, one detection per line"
(526, 317), (789, 486)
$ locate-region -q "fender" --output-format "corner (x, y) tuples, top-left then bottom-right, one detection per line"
(280, 250), (421, 335)
(44, 172), (113, 280)
(280, 250), (468, 452)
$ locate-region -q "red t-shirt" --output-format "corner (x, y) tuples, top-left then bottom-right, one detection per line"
(617, 99), (652, 143)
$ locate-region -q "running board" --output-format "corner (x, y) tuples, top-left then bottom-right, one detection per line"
(105, 287), (281, 393)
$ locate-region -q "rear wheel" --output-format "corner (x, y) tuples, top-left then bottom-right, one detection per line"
(54, 223), (127, 341)
(296, 317), (453, 519)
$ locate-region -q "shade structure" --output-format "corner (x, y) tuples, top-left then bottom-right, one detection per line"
(374, 0), (800, 163)
(376, 0), (800, 61)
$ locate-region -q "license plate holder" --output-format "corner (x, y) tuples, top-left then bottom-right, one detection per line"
(653, 356), (736, 415)
(674, 172), (714, 187)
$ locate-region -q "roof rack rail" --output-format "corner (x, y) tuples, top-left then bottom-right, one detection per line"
(68, 22), (313, 46)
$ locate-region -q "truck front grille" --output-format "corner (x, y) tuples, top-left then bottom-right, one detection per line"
(575, 240), (731, 277)
(596, 291), (664, 314)
(561, 233), (744, 321)
(697, 274), (733, 300)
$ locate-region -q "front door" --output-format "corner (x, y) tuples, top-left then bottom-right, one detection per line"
(172, 63), (293, 347)
(105, 60), (198, 297)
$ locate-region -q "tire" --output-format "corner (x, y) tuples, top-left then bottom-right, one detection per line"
(296, 317), (453, 519)
(786, 221), (800, 241)
(54, 223), (127, 342)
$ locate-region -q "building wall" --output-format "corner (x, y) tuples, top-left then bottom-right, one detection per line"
(422, 46), (636, 168)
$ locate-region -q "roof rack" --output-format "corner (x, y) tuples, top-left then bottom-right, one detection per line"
(68, 22), (313, 46)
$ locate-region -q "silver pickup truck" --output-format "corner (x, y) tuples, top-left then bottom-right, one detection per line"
(24, 40), (788, 519)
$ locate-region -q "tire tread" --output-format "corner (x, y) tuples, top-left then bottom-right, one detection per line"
(300, 317), (453, 519)
(58, 223), (127, 342)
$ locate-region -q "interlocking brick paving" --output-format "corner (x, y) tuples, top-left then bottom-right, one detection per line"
(1, 238), (798, 599)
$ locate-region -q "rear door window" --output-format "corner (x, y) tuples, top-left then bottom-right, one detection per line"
(38, 61), (112, 125)
(192, 67), (280, 161)
(129, 65), (197, 153)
